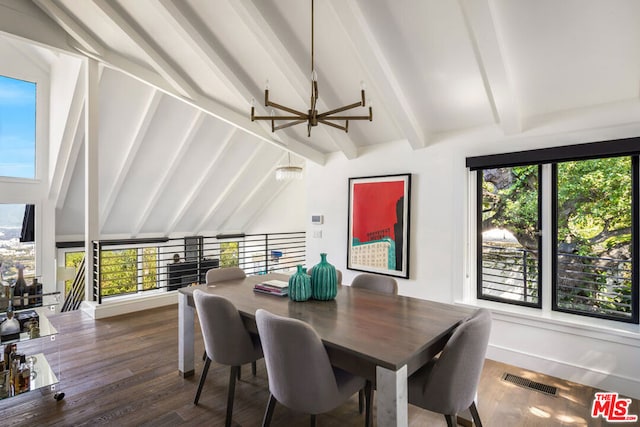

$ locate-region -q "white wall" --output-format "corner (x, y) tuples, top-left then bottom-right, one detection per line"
(305, 129), (640, 399)
(246, 177), (307, 234)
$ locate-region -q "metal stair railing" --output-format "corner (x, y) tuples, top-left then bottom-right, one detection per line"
(61, 255), (85, 312)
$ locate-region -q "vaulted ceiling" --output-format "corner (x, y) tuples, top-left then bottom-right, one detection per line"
(2, 0), (640, 238)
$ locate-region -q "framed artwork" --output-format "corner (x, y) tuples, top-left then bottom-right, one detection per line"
(347, 174), (411, 279)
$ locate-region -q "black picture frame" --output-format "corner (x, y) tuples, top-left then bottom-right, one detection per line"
(347, 174), (411, 279)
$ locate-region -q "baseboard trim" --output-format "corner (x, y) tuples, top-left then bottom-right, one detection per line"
(82, 292), (178, 319)
(488, 344), (640, 400)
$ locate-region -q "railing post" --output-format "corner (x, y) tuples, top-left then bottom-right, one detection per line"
(93, 240), (102, 304)
(265, 234), (269, 274)
(522, 249), (528, 302)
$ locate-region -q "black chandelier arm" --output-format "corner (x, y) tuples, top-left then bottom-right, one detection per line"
(273, 119), (307, 132)
(317, 100), (365, 118)
(266, 102), (308, 118)
(253, 114), (307, 121)
(318, 119), (348, 132)
(322, 113), (372, 121)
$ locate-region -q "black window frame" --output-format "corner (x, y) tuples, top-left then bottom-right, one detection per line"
(551, 157), (639, 324)
(476, 165), (543, 309)
(468, 137), (640, 324)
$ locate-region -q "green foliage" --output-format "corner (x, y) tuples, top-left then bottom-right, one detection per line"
(64, 251), (84, 295)
(557, 157), (632, 256)
(141, 247), (157, 291)
(482, 157), (633, 317)
(220, 242), (239, 267)
(100, 249), (137, 297)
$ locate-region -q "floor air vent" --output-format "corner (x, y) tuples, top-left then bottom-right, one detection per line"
(502, 373), (558, 396)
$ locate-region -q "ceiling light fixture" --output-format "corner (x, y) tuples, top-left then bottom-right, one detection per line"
(251, 0), (372, 137)
(275, 152), (304, 181)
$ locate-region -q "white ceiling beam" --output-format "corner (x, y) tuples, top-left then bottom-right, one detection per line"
(34, 0), (326, 165)
(193, 143), (266, 234)
(216, 151), (288, 232)
(49, 61), (85, 207)
(33, 0), (104, 57)
(458, 0), (521, 134)
(100, 89), (163, 229)
(56, 122), (84, 211)
(131, 111), (206, 236)
(92, 0), (197, 100)
(36, 0), (326, 165)
(166, 127), (237, 233)
(228, 0), (358, 159)
(4, 37), (51, 74)
(328, 1), (428, 150)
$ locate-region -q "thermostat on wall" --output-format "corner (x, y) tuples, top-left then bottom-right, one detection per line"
(311, 215), (324, 225)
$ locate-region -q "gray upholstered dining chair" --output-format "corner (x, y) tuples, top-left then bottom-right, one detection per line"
(408, 308), (491, 427)
(351, 273), (398, 295)
(205, 266), (246, 284)
(193, 290), (263, 427)
(202, 267), (257, 376)
(255, 309), (372, 427)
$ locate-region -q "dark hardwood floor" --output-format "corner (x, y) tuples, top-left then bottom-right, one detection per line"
(0, 305), (637, 426)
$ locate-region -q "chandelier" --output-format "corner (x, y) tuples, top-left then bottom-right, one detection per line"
(275, 152), (303, 181)
(251, 0), (372, 137)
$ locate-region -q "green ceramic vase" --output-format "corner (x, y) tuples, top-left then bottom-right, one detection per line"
(288, 265), (312, 302)
(311, 253), (337, 300)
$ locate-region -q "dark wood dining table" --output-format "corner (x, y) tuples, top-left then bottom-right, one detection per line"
(178, 273), (472, 427)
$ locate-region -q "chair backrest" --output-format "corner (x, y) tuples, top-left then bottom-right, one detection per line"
(421, 309), (491, 414)
(306, 267), (342, 285)
(205, 267), (246, 284)
(193, 290), (257, 365)
(351, 273), (398, 295)
(256, 309), (341, 414)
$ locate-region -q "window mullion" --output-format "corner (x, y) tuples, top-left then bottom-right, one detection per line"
(541, 164), (553, 313)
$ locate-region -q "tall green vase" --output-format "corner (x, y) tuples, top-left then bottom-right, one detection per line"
(288, 265), (311, 302)
(311, 253), (337, 300)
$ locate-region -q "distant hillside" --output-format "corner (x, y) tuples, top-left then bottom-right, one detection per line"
(0, 204), (26, 228)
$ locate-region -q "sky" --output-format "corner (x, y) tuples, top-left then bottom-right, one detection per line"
(0, 75), (36, 179)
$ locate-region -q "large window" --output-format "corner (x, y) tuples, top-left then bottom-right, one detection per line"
(553, 157), (634, 321)
(469, 140), (639, 324)
(0, 204), (35, 284)
(478, 166), (541, 307)
(0, 75), (36, 179)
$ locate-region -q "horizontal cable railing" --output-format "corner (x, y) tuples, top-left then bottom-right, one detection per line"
(481, 244), (632, 318)
(90, 232), (306, 303)
(556, 252), (632, 319)
(481, 245), (539, 304)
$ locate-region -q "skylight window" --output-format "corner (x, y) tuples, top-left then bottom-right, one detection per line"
(0, 75), (36, 179)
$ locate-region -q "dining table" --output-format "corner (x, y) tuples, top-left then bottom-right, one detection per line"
(178, 272), (472, 427)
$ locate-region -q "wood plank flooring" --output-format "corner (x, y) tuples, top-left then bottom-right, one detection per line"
(0, 305), (637, 426)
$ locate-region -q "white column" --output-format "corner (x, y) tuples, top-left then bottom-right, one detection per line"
(178, 292), (195, 376)
(84, 59), (100, 301)
(376, 364), (408, 427)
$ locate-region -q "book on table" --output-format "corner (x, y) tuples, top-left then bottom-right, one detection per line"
(253, 279), (289, 296)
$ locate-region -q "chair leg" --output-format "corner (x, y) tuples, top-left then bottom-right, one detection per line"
(469, 401), (483, 427)
(262, 393), (277, 427)
(202, 350), (206, 361)
(252, 360), (257, 376)
(310, 414), (317, 427)
(194, 357), (211, 405)
(444, 414), (457, 427)
(237, 365), (242, 380)
(364, 381), (373, 427)
(358, 389), (364, 413)
(225, 366), (239, 427)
